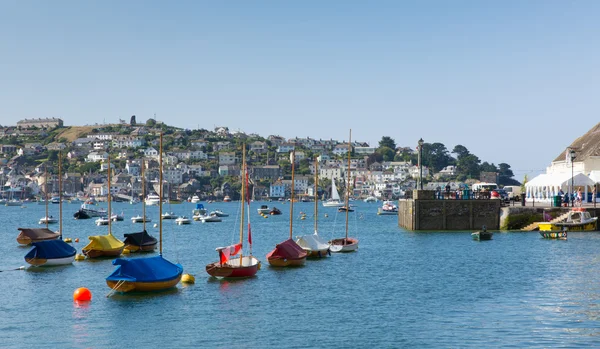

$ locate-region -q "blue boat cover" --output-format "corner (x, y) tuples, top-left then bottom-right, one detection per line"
(25, 240), (77, 260)
(196, 203), (204, 210)
(106, 255), (183, 283)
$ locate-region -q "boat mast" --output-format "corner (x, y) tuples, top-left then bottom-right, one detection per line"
(142, 158), (146, 231)
(290, 150), (295, 239)
(108, 154), (112, 236)
(159, 133), (163, 255)
(345, 130), (351, 240)
(239, 145), (246, 265)
(314, 156), (318, 234)
(59, 151), (62, 239)
(45, 164), (49, 229)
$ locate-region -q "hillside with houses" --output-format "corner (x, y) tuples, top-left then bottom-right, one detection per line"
(0, 117), (519, 202)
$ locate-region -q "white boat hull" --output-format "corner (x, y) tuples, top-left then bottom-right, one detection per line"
(322, 201), (344, 207)
(29, 255), (75, 267)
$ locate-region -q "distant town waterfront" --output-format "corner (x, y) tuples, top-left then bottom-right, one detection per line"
(0, 119), (520, 205)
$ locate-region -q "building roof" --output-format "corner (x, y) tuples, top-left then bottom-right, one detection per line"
(554, 122), (600, 162)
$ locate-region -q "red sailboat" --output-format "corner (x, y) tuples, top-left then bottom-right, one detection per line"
(267, 150), (308, 267)
(206, 145), (260, 278)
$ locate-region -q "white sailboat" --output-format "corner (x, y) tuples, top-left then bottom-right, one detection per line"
(296, 157), (330, 258)
(322, 178), (344, 207)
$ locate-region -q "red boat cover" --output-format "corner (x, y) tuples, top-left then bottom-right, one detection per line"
(217, 243), (242, 263)
(268, 239), (307, 260)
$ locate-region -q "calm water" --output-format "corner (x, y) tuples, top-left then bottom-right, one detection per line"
(2, 201), (600, 348)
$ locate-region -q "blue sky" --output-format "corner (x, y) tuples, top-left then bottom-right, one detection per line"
(1, 1), (599, 181)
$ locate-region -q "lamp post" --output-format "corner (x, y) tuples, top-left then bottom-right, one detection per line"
(418, 138), (424, 190)
(570, 148), (576, 207)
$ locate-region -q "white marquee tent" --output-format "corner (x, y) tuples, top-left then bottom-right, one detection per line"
(525, 173), (596, 202)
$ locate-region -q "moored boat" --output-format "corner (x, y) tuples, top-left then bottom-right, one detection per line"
(175, 216), (192, 225)
(377, 201), (398, 215)
(471, 226), (493, 241)
(538, 208), (598, 232)
(295, 157), (330, 258)
(206, 145), (260, 278)
(267, 151), (308, 267)
(329, 130), (359, 253)
(258, 205), (270, 214)
(17, 228), (60, 245)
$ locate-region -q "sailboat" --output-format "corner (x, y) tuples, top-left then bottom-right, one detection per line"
(131, 159), (152, 224)
(295, 157), (330, 258)
(329, 130), (359, 253)
(206, 145), (260, 278)
(322, 176), (344, 207)
(266, 150), (308, 267)
(25, 152), (76, 266)
(106, 133), (183, 293)
(81, 155), (125, 258)
(39, 167), (57, 224)
(124, 158), (157, 252)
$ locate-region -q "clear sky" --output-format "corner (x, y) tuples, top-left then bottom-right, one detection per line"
(1, 1), (599, 181)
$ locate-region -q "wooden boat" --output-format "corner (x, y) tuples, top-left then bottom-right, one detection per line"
(25, 153), (76, 266)
(538, 208), (598, 232)
(82, 155), (125, 258)
(267, 150), (308, 267)
(17, 228), (60, 245)
(329, 130), (359, 253)
(123, 158), (158, 252)
(106, 133), (183, 294)
(295, 157), (330, 258)
(206, 146), (260, 278)
(471, 227), (493, 241)
(540, 230), (568, 240)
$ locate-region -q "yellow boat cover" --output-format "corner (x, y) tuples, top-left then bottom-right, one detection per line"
(84, 234), (124, 251)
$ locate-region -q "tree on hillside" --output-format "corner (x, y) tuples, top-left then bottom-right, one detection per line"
(422, 142), (454, 172)
(480, 162), (498, 173)
(377, 146), (395, 162)
(146, 118), (156, 127)
(378, 136), (396, 150)
(456, 154), (481, 180)
(452, 145), (470, 159)
(498, 163), (520, 186)
(367, 152), (384, 167)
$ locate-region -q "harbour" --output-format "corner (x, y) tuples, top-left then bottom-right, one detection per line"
(3, 201), (600, 348)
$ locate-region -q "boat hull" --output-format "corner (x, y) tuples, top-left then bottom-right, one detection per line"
(540, 231), (568, 239)
(82, 247), (124, 259)
(322, 201), (344, 207)
(538, 221), (597, 232)
(106, 274), (182, 293)
(471, 232), (493, 241)
(266, 257), (306, 267)
(124, 242), (157, 252)
(329, 238), (359, 253)
(26, 255), (75, 266)
(305, 248), (330, 258)
(17, 235), (59, 246)
(206, 257), (260, 278)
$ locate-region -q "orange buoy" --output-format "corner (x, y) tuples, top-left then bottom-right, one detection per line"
(73, 287), (92, 302)
(75, 238), (79, 243)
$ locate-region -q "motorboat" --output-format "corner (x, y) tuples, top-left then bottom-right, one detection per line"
(257, 205), (270, 214)
(51, 196), (61, 204)
(161, 211), (177, 220)
(39, 216), (58, 225)
(210, 210), (229, 217)
(145, 193), (161, 206)
(131, 215), (151, 223)
(96, 217), (110, 226)
(471, 227), (493, 241)
(270, 207), (282, 215)
(196, 213), (222, 223)
(364, 196), (378, 203)
(78, 203), (106, 217)
(175, 216), (192, 225)
(377, 201), (398, 215)
(223, 196), (232, 202)
(111, 212), (125, 221)
(538, 208), (598, 232)
(190, 195), (200, 203)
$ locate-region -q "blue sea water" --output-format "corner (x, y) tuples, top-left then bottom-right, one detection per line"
(2, 201), (600, 348)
